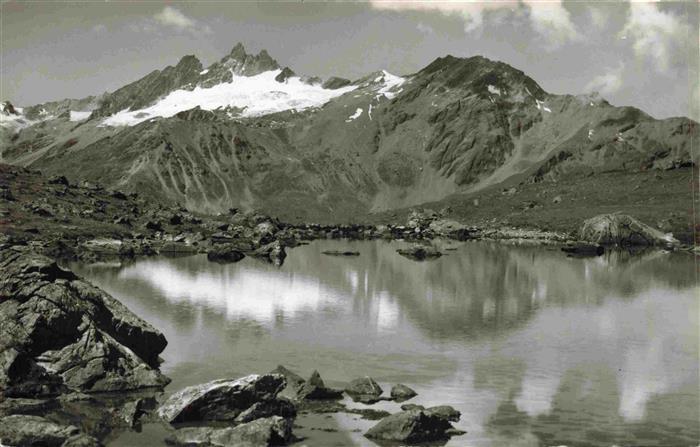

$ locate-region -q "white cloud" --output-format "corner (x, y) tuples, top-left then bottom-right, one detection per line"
(154, 6), (195, 30)
(522, 0), (580, 48)
(585, 63), (625, 96)
(152, 6), (212, 34)
(368, 0), (578, 47)
(620, 2), (687, 74)
(367, 1), (517, 33)
(417, 22), (434, 34)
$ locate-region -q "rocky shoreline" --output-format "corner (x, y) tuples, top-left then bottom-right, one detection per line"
(1, 163), (694, 446)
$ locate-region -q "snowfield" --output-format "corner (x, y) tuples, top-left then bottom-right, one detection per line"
(70, 111), (92, 122)
(102, 69), (357, 126)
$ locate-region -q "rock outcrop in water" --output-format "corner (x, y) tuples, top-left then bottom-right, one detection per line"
(365, 407), (464, 443)
(0, 246), (169, 397)
(157, 374), (287, 423)
(580, 213), (679, 247)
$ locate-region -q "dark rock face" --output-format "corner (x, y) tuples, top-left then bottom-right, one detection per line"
(390, 384), (417, 401)
(0, 247), (169, 397)
(322, 77), (351, 90)
(167, 416), (293, 447)
(0, 414), (99, 447)
(275, 67), (296, 83)
(580, 214), (679, 247)
(364, 408), (459, 443)
(94, 55), (203, 117)
(396, 245), (442, 261)
(157, 374), (286, 423)
(296, 370), (343, 400)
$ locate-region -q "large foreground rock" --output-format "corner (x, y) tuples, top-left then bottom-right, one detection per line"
(364, 408), (462, 443)
(0, 414), (99, 447)
(157, 374), (286, 423)
(167, 416), (293, 447)
(580, 214), (679, 247)
(0, 247), (169, 397)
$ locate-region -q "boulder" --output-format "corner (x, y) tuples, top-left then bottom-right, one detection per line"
(296, 370), (343, 400)
(0, 398), (59, 416)
(167, 416), (293, 447)
(428, 219), (472, 241)
(269, 365), (305, 393)
(234, 397), (296, 423)
(0, 247), (169, 397)
(0, 414), (85, 447)
(425, 405), (461, 422)
(580, 214), (679, 247)
(253, 241), (286, 266)
(157, 374), (286, 423)
(206, 245), (246, 263)
(390, 384), (417, 401)
(345, 377), (383, 396)
(364, 408), (459, 443)
(396, 245), (442, 261)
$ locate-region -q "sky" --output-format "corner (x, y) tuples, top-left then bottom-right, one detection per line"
(1, 1), (698, 120)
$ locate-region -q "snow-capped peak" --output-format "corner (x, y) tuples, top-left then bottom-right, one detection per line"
(101, 69), (357, 127)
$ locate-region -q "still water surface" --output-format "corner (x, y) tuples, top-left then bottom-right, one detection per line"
(74, 240), (699, 447)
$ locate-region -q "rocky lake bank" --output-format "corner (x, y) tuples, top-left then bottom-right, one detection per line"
(1, 162), (697, 446)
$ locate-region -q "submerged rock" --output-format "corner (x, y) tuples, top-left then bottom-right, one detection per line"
(157, 374), (286, 423)
(296, 370), (343, 400)
(206, 245), (246, 263)
(396, 245), (442, 261)
(580, 214), (679, 247)
(167, 415), (293, 447)
(322, 250), (360, 256)
(0, 247), (169, 397)
(364, 408), (461, 443)
(561, 242), (604, 257)
(390, 384), (417, 401)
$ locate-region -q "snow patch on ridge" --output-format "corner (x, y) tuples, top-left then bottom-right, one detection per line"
(345, 108), (363, 122)
(70, 111), (92, 122)
(101, 69), (357, 127)
(487, 85), (501, 95)
(535, 99), (551, 113)
(376, 70), (405, 100)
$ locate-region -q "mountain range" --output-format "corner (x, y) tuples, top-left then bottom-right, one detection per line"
(1, 43), (696, 222)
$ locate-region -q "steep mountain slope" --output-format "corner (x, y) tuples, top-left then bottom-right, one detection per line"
(2, 44), (696, 221)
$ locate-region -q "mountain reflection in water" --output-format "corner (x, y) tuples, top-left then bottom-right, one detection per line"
(74, 240), (699, 447)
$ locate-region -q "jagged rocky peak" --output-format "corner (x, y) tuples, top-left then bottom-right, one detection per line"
(221, 42), (280, 75)
(198, 43), (281, 88)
